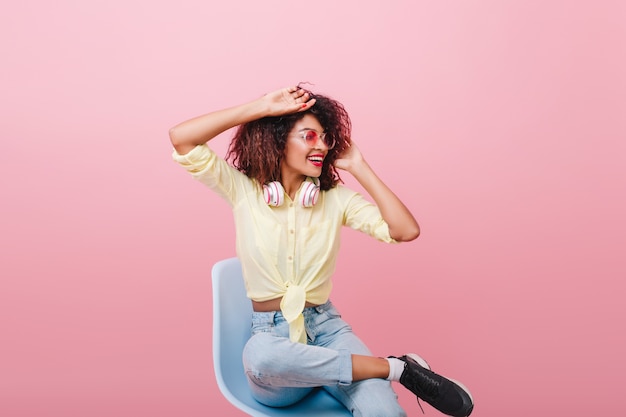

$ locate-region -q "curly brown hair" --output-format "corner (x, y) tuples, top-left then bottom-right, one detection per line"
(226, 89), (352, 191)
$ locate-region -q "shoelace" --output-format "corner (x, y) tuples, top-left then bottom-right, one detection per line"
(415, 375), (440, 415)
(404, 361), (441, 414)
(418, 372), (441, 399)
(404, 365), (441, 400)
(416, 397), (425, 414)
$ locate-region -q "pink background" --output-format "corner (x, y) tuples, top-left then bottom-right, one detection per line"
(2, 1), (625, 416)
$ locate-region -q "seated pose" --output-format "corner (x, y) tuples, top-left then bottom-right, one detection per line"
(169, 85), (474, 417)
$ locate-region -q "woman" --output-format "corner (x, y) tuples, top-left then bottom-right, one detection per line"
(170, 85), (474, 417)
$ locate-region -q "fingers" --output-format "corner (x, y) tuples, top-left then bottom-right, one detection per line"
(299, 97), (316, 111)
(291, 88), (315, 111)
(292, 88), (306, 100)
(286, 86), (304, 96)
(282, 86), (316, 112)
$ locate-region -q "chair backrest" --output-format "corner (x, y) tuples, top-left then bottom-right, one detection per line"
(212, 257), (353, 416)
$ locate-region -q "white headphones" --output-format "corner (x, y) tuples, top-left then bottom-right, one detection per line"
(263, 178), (320, 208)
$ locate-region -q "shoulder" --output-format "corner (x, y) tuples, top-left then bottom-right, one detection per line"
(320, 183), (362, 207)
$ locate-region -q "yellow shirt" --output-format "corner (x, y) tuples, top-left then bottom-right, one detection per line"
(173, 144), (397, 343)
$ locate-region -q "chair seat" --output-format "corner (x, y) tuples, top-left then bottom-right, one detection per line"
(212, 257), (352, 416)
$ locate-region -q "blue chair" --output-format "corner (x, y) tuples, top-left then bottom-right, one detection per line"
(212, 257), (353, 416)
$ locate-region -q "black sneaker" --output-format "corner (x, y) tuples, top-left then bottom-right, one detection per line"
(393, 353), (474, 417)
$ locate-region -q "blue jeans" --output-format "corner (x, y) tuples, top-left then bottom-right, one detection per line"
(242, 301), (407, 417)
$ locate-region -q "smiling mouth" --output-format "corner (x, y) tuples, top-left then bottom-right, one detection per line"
(307, 155), (324, 166)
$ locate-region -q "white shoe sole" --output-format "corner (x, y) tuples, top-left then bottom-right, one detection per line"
(406, 353), (431, 370)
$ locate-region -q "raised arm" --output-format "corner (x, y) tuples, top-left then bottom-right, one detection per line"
(169, 86), (316, 155)
(334, 142), (420, 242)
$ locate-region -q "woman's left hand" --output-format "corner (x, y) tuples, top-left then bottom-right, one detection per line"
(335, 139), (420, 241)
(333, 140), (364, 173)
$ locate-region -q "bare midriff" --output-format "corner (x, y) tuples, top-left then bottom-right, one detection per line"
(252, 297), (320, 312)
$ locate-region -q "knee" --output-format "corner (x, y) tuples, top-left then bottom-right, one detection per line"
(242, 333), (282, 375)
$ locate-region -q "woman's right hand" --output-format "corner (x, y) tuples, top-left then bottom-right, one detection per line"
(261, 86), (316, 117)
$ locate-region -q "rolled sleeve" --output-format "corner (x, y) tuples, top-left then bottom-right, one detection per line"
(172, 144), (214, 175)
(342, 190), (398, 244)
(172, 144), (239, 205)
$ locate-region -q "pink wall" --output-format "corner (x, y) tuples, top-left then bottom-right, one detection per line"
(2, 1), (624, 416)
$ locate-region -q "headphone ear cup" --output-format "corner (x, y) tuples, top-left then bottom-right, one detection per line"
(300, 181), (320, 208)
(263, 181), (284, 207)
